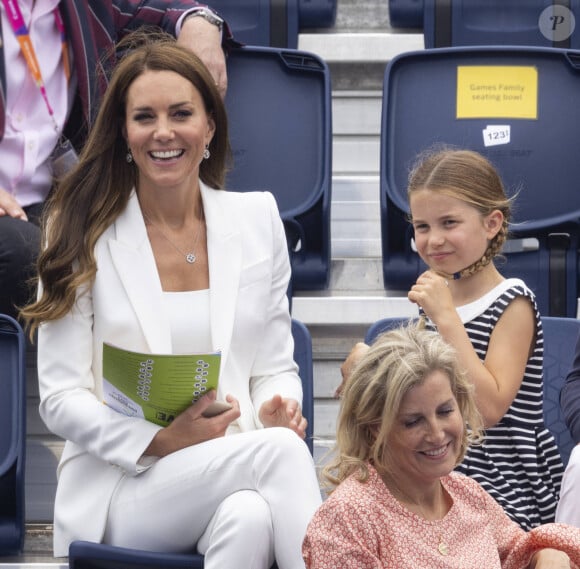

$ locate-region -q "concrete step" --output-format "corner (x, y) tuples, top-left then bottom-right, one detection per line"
(332, 93), (381, 176)
(300, 31), (424, 63)
(299, 32), (424, 90)
(331, 175), (381, 258)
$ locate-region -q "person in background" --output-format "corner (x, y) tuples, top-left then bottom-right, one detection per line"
(555, 331), (580, 527)
(336, 148), (564, 530)
(1, 0), (234, 322)
(21, 31), (321, 568)
(304, 324), (580, 568)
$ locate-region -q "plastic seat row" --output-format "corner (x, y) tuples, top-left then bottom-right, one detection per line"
(212, 0), (337, 48)
(228, 40), (580, 317)
(389, 0), (580, 49)
(229, 31), (580, 317)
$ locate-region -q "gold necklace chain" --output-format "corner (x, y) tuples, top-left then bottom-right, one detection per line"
(144, 210), (204, 264)
(383, 474), (450, 556)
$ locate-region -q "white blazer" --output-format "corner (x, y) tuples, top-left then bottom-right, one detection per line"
(37, 183), (303, 556)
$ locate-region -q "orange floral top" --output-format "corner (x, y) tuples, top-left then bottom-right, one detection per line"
(303, 465), (580, 568)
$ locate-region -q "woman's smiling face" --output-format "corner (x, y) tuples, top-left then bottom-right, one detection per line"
(124, 69), (215, 194)
(386, 369), (464, 489)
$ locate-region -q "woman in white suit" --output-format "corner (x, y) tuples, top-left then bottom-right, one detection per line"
(21, 31), (322, 568)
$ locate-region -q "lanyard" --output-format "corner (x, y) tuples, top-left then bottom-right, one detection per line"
(2, 0), (70, 130)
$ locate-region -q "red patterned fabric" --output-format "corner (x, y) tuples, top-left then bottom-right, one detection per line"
(303, 464), (580, 568)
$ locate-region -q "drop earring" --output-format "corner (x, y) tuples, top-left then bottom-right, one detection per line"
(126, 149), (133, 163)
(203, 145), (210, 160)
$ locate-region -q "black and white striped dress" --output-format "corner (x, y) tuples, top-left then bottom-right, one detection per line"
(428, 278), (564, 530)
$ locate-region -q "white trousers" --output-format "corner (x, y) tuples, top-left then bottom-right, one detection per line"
(555, 444), (580, 527)
(103, 427), (322, 569)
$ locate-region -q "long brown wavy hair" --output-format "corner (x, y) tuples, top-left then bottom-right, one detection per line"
(21, 30), (230, 336)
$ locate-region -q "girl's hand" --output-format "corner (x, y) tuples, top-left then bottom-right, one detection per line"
(407, 269), (454, 325)
(259, 396), (307, 438)
(529, 548), (571, 569)
(144, 391), (241, 457)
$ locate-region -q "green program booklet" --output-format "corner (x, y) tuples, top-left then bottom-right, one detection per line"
(102, 342), (222, 427)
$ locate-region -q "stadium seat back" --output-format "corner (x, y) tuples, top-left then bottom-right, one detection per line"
(0, 315), (26, 555)
(226, 46), (332, 291)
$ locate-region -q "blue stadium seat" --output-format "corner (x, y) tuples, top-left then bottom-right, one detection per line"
(388, 0), (424, 29)
(210, 0), (336, 48)
(364, 316), (412, 345)
(211, 0), (299, 48)
(389, 0), (580, 49)
(380, 46), (580, 316)
(0, 315), (26, 555)
(364, 316), (577, 467)
(541, 316), (578, 467)
(423, 0), (580, 49)
(68, 319), (314, 568)
(226, 46), (332, 291)
(298, 0), (337, 29)
(68, 543), (205, 569)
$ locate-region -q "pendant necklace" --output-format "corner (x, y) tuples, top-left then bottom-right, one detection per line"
(144, 209), (204, 264)
(385, 475), (450, 556)
(437, 538), (449, 556)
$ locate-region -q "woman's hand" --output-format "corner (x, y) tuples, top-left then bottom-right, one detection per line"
(529, 548), (571, 568)
(259, 396), (307, 438)
(335, 342), (370, 398)
(144, 391), (240, 457)
(407, 269), (454, 326)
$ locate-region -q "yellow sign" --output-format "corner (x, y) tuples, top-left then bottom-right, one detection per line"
(456, 66), (538, 119)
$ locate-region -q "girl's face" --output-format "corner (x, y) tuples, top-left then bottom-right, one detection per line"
(124, 69), (215, 195)
(409, 189), (502, 277)
(386, 370), (464, 489)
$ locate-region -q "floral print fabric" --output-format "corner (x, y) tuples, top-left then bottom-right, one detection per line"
(303, 465), (580, 568)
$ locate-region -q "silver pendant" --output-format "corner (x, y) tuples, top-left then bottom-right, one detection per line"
(185, 253), (196, 264)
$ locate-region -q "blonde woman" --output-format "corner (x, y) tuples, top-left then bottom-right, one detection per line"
(304, 325), (580, 568)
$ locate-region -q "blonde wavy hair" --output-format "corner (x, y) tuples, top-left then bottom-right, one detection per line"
(408, 147), (514, 279)
(322, 323), (483, 492)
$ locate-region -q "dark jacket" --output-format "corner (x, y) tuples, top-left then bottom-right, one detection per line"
(561, 332), (580, 444)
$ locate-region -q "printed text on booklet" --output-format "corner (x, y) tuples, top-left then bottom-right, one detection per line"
(102, 343), (223, 426)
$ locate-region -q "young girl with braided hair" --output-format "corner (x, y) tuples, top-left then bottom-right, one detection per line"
(338, 147), (564, 530)
(406, 148), (564, 530)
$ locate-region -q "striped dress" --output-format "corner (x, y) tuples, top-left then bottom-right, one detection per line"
(427, 278), (564, 530)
